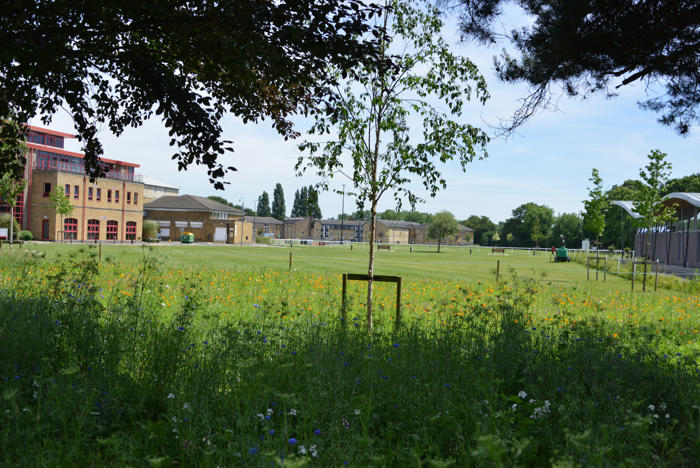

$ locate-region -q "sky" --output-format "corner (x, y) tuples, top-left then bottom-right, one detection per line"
(30, 5), (698, 223)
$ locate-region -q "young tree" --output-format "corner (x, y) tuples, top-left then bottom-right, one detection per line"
(48, 186), (74, 242)
(271, 183), (286, 220)
(0, 173), (26, 247)
(582, 168), (608, 248)
(0, 1), (384, 184)
(306, 186), (322, 218)
(298, 0), (489, 329)
(256, 191), (271, 217)
(633, 149), (677, 259)
(428, 211), (459, 253)
(456, 0), (700, 135)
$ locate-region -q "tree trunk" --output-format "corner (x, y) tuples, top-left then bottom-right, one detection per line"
(366, 200), (377, 331)
(437, 237), (441, 253)
(9, 207), (13, 249)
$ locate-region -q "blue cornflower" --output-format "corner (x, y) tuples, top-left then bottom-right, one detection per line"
(268, 429), (275, 435)
(393, 343), (399, 347)
(178, 326), (184, 331)
(253, 304), (261, 308)
(314, 429), (322, 435)
(249, 446), (259, 455)
(288, 438), (297, 445)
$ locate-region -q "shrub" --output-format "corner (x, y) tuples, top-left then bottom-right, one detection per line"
(256, 236), (271, 245)
(18, 230), (33, 241)
(143, 220), (159, 241)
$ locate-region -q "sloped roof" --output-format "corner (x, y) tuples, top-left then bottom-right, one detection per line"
(144, 195), (242, 213)
(245, 216), (283, 225)
(458, 224), (474, 232)
(664, 192), (700, 208)
(610, 200), (641, 219)
(317, 219), (364, 226)
(142, 175), (180, 190)
(377, 219), (422, 228)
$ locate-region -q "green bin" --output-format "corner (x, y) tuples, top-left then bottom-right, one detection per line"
(180, 232), (195, 243)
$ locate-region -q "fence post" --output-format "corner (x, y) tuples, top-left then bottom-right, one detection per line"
(603, 257), (607, 281)
(289, 251), (293, 271)
(496, 259), (500, 283)
(341, 274), (347, 324)
(595, 250), (599, 281)
(395, 276), (402, 330)
(617, 258), (621, 274)
(642, 258), (647, 292)
(587, 256), (590, 280)
(632, 263), (636, 292)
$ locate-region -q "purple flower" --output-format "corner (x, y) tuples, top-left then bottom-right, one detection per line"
(288, 438), (297, 445)
(314, 429), (322, 435)
(253, 304), (261, 308)
(268, 429), (275, 435)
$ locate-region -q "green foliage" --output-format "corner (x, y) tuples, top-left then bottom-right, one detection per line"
(633, 150), (677, 257)
(48, 186), (74, 218)
(582, 168), (608, 244)
(18, 230), (33, 241)
(462, 215), (496, 246)
(142, 220), (159, 240)
(457, 0), (700, 135)
(551, 213), (583, 248)
(256, 191), (271, 217)
(272, 183), (286, 220)
(502, 203), (553, 247)
(428, 211), (459, 252)
(306, 186), (322, 219)
(0, 214), (19, 239)
(601, 180), (643, 249)
(1, 1), (383, 186)
(663, 172), (700, 195)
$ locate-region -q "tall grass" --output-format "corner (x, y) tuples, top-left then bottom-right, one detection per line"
(0, 250), (698, 465)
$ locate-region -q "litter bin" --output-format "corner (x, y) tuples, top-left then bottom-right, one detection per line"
(180, 232), (195, 244)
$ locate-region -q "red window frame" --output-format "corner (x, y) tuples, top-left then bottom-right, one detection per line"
(133, 193), (138, 205)
(88, 187), (93, 200)
(107, 189), (112, 202)
(106, 220), (118, 240)
(115, 190), (120, 203)
(64, 218), (78, 240)
(43, 183), (51, 198)
(74, 185), (79, 199)
(87, 219), (99, 240)
(96, 188), (101, 201)
(126, 221), (137, 240)
(126, 192), (131, 204)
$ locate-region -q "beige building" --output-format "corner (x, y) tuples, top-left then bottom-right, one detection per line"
(370, 219), (421, 244)
(246, 216), (284, 239)
(2, 125), (144, 242)
(411, 223), (474, 245)
(144, 195), (251, 243)
(283, 217), (315, 239)
(313, 219), (364, 242)
(142, 175), (180, 203)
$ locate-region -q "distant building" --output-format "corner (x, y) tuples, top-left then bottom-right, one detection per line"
(313, 219), (364, 242)
(283, 217), (315, 239)
(0, 125), (144, 242)
(372, 219), (421, 244)
(246, 216), (284, 238)
(142, 176), (180, 203)
(144, 195), (250, 243)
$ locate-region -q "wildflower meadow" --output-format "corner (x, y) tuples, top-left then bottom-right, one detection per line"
(1, 246), (698, 466)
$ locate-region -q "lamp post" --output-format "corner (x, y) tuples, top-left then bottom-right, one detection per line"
(240, 198), (244, 247)
(340, 184), (345, 244)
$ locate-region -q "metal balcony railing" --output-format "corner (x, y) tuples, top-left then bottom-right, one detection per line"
(33, 160), (143, 183)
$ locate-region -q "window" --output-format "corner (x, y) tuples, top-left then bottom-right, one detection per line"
(106, 220), (118, 240)
(115, 190), (119, 203)
(74, 185), (79, 199)
(96, 188), (101, 201)
(211, 211), (228, 220)
(64, 218), (78, 240)
(87, 219), (100, 240)
(43, 183), (51, 197)
(88, 187), (93, 200)
(133, 193), (138, 205)
(126, 192), (131, 204)
(65, 184), (70, 196)
(126, 221), (137, 240)
(107, 189), (112, 202)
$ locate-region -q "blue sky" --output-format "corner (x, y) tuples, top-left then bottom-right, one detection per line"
(32, 6), (697, 223)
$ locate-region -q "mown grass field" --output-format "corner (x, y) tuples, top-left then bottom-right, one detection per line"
(1, 244), (698, 466)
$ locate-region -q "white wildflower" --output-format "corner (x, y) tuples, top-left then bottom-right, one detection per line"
(354, 409), (361, 415)
(310, 444), (318, 458)
(256, 413), (265, 421)
(298, 445), (307, 455)
(167, 393), (175, 399)
(288, 408), (298, 416)
(518, 391), (527, 399)
(648, 404), (655, 412)
(529, 399), (536, 404)
(183, 403), (190, 410)
(666, 414), (670, 419)
(161, 303), (166, 307)
(266, 408), (273, 416)
(511, 404), (518, 411)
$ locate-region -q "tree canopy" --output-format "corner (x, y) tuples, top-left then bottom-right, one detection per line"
(454, 0), (700, 135)
(271, 184), (286, 221)
(428, 211), (459, 252)
(256, 192), (271, 217)
(462, 215), (496, 245)
(501, 202), (553, 247)
(0, 0), (382, 184)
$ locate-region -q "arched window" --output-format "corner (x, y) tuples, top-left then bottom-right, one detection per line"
(64, 218), (78, 240)
(87, 219), (100, 240)
(126, 221), (137, 240)
(106, 220), (118, 240)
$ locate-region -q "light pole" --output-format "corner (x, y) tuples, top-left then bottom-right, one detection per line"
(340, 184), (345, 244)
(240, 198), (244, 247)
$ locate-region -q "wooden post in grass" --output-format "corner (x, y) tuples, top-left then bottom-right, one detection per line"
(654, 261), (659, 291)
(631, 263), (636, 292)
(603, 257), (607, 281)
(289, 251), (293, 271)
(99, 242), (102, 264)
(341, 273), (402, 330)
(595, 250), (599, 281)
(496, 259), (500, 283)
(642, 257), (648, 292)
(587, 256), (590, 280)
